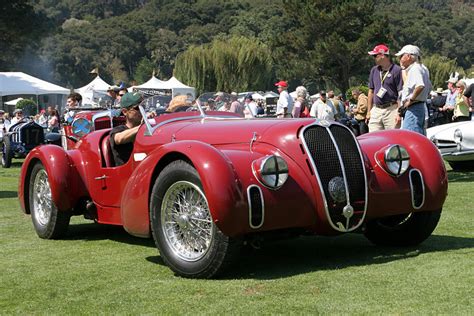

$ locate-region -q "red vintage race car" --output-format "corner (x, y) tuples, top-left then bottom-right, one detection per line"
(18, 100), (448, 278)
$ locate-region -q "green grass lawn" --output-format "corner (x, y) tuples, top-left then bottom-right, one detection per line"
(0, 161), (473, 314)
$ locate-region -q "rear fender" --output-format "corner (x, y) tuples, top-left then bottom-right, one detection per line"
(18, 145), (85, 214)
(121, 140), (244, 238)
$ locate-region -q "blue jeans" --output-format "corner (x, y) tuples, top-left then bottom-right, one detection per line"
(402, 102), (426, 135)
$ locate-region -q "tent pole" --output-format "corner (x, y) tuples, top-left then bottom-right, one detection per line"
(36, 95), (39, 114)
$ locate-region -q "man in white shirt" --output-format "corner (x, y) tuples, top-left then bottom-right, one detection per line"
(310, 90), (335, 121)
(396, 44), (432, 135)
(275, 80), (293, 118)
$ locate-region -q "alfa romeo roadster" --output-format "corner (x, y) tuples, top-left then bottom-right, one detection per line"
(18, 100), (448, 278)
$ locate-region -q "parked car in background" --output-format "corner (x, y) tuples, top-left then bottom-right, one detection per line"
(18, 97), (448, 278)
(427, 120), (474, 171)
(2, 120), (46, 168)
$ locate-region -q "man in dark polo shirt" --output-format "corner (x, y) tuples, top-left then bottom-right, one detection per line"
(366, 44), (403, 132)
(109, 92), (143, 166)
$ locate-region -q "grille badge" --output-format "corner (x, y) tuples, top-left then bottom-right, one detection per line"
(328, 176), (346, 203)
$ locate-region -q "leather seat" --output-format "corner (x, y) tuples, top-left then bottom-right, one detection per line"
(101, 134), (115, 168)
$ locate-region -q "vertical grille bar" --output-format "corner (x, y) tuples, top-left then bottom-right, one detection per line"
(301, 123), (367, 232)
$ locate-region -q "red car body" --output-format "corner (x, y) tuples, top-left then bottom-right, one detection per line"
(18, 109), (448, 278)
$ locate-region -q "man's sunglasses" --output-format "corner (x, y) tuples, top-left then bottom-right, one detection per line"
(127, 105), (140, 111)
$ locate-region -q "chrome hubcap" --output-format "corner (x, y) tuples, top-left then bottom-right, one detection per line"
(161, 181), (213, 262)
(33, 169), (53, 226)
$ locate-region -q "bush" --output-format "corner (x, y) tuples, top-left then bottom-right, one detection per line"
(15, 99), (37, 116)
(346, 85), (369, 102)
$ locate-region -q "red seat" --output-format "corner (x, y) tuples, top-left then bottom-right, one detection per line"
(101, 134), (115, 168)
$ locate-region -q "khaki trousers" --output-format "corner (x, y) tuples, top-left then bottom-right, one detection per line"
(368, 103), (399, 132)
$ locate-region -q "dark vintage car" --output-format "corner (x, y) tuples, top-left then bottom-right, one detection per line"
(2, 120), (46, 168)
(18, 100), (448, 278)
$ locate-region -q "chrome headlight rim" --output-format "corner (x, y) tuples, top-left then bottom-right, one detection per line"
(384, 144), (410, 177)
(71, 117), (92, 137)
(252, 155), (289, 190)
(453, 129), (462, 143)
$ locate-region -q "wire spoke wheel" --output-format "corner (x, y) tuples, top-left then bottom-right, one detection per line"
(161, 181), (214, 262)
(32, 169), (54, 226)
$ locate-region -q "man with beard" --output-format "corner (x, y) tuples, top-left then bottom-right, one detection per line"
(109, 92), (144, 166)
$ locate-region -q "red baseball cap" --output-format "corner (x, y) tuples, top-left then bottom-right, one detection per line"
(368, 44), (390, 55)
(274, 80), (288, 88)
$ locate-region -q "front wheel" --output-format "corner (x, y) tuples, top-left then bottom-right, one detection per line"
(150, 160), (239, 278)
(29, 162), (70, 239)
(364, 209), (441, 247)
(1, 136), (12, 168)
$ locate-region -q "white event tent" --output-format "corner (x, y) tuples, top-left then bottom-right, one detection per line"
(75, 75), (111, 105)
(0, 72), (70, 111)
(0, 72), (69, 96)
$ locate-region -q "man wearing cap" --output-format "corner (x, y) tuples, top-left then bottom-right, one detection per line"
(107, 86), (121, 106)
(396, 44), (432, 135)
(442, 77), (458, 118)
(10, 109), (25, 127)
(310, 90), (335, 121)
(275, 81), (293, 118)
(367, 44), (403, 131)
(109, 92), (143, 166)
(243, 93), (258, 118)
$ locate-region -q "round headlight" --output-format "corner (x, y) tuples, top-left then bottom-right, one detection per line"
(71, 118), (92, 137)
(384, 145), (410, 176)
(252, 155), (289, 189)
(454, 129), (462, 143)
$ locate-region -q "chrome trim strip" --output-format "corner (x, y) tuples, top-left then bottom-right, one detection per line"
(247, 185), (265, 229)
(409, 169), (425, 210)
(299, 122), (368, 233)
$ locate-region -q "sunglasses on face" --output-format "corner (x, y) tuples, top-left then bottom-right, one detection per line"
(127, 105), (140, 111)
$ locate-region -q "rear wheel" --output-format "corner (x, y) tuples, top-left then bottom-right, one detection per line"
(1, 137), (12, 168)
(364, 209), (441, 247)
(29, 162), (70, 239)
(150, 160), (239, 278)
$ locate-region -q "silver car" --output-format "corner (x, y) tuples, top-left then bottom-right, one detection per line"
(427, 120), (474, 170)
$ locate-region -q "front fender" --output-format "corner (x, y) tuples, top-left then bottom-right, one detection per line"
(358, 129), (448, 217)
(121, 140), (245, 238)
(18, 145), (84, 214)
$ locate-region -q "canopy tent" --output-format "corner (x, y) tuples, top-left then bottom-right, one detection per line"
(75, 75), (112, 105)
(262, 91), (279, 98)
(5, 97), (24, 105)
(131, 76), (195, 99)
(0, 72), (69, 96)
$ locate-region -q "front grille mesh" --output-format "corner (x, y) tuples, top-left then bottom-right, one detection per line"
(302, 124), (366, 231)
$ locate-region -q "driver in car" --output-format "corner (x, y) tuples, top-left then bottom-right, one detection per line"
(109, 92), (144, 166)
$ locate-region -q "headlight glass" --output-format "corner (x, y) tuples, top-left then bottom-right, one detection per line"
(384, 145), (410, 176)
(454, 129), (462, 143)
(260, 156), (289, 189)
(71, 118), (92, 137)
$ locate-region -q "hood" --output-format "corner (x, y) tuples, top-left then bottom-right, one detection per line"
(426, 121), (472, 141)
(174, 117), (316, 146)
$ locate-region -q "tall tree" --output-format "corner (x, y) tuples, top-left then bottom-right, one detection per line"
(174, 36), (273, 94)
(279, 0), (388, 93)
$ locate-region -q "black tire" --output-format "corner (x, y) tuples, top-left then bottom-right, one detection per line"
(448, 161), (474, 171)
(29, 162), (70, 239)
(150, 160), (239, 278)
(1, 136), (12, 168)
(364, 209), (441, 247)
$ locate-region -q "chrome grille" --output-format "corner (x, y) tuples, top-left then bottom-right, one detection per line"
(301, 123), (367, 232)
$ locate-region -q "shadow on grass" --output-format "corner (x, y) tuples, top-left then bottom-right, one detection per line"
(61, 222), (473, 280)
(447, 170), (474, 183)
(0, 191), (18, 198)
(65, 222), (155, 248)
(143, 233), (474, 280)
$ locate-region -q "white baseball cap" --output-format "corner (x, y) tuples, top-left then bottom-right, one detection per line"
(395, 45), (421, 56)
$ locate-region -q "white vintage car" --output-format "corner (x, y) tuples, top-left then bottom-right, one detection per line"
(426, 120), (474, 170)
